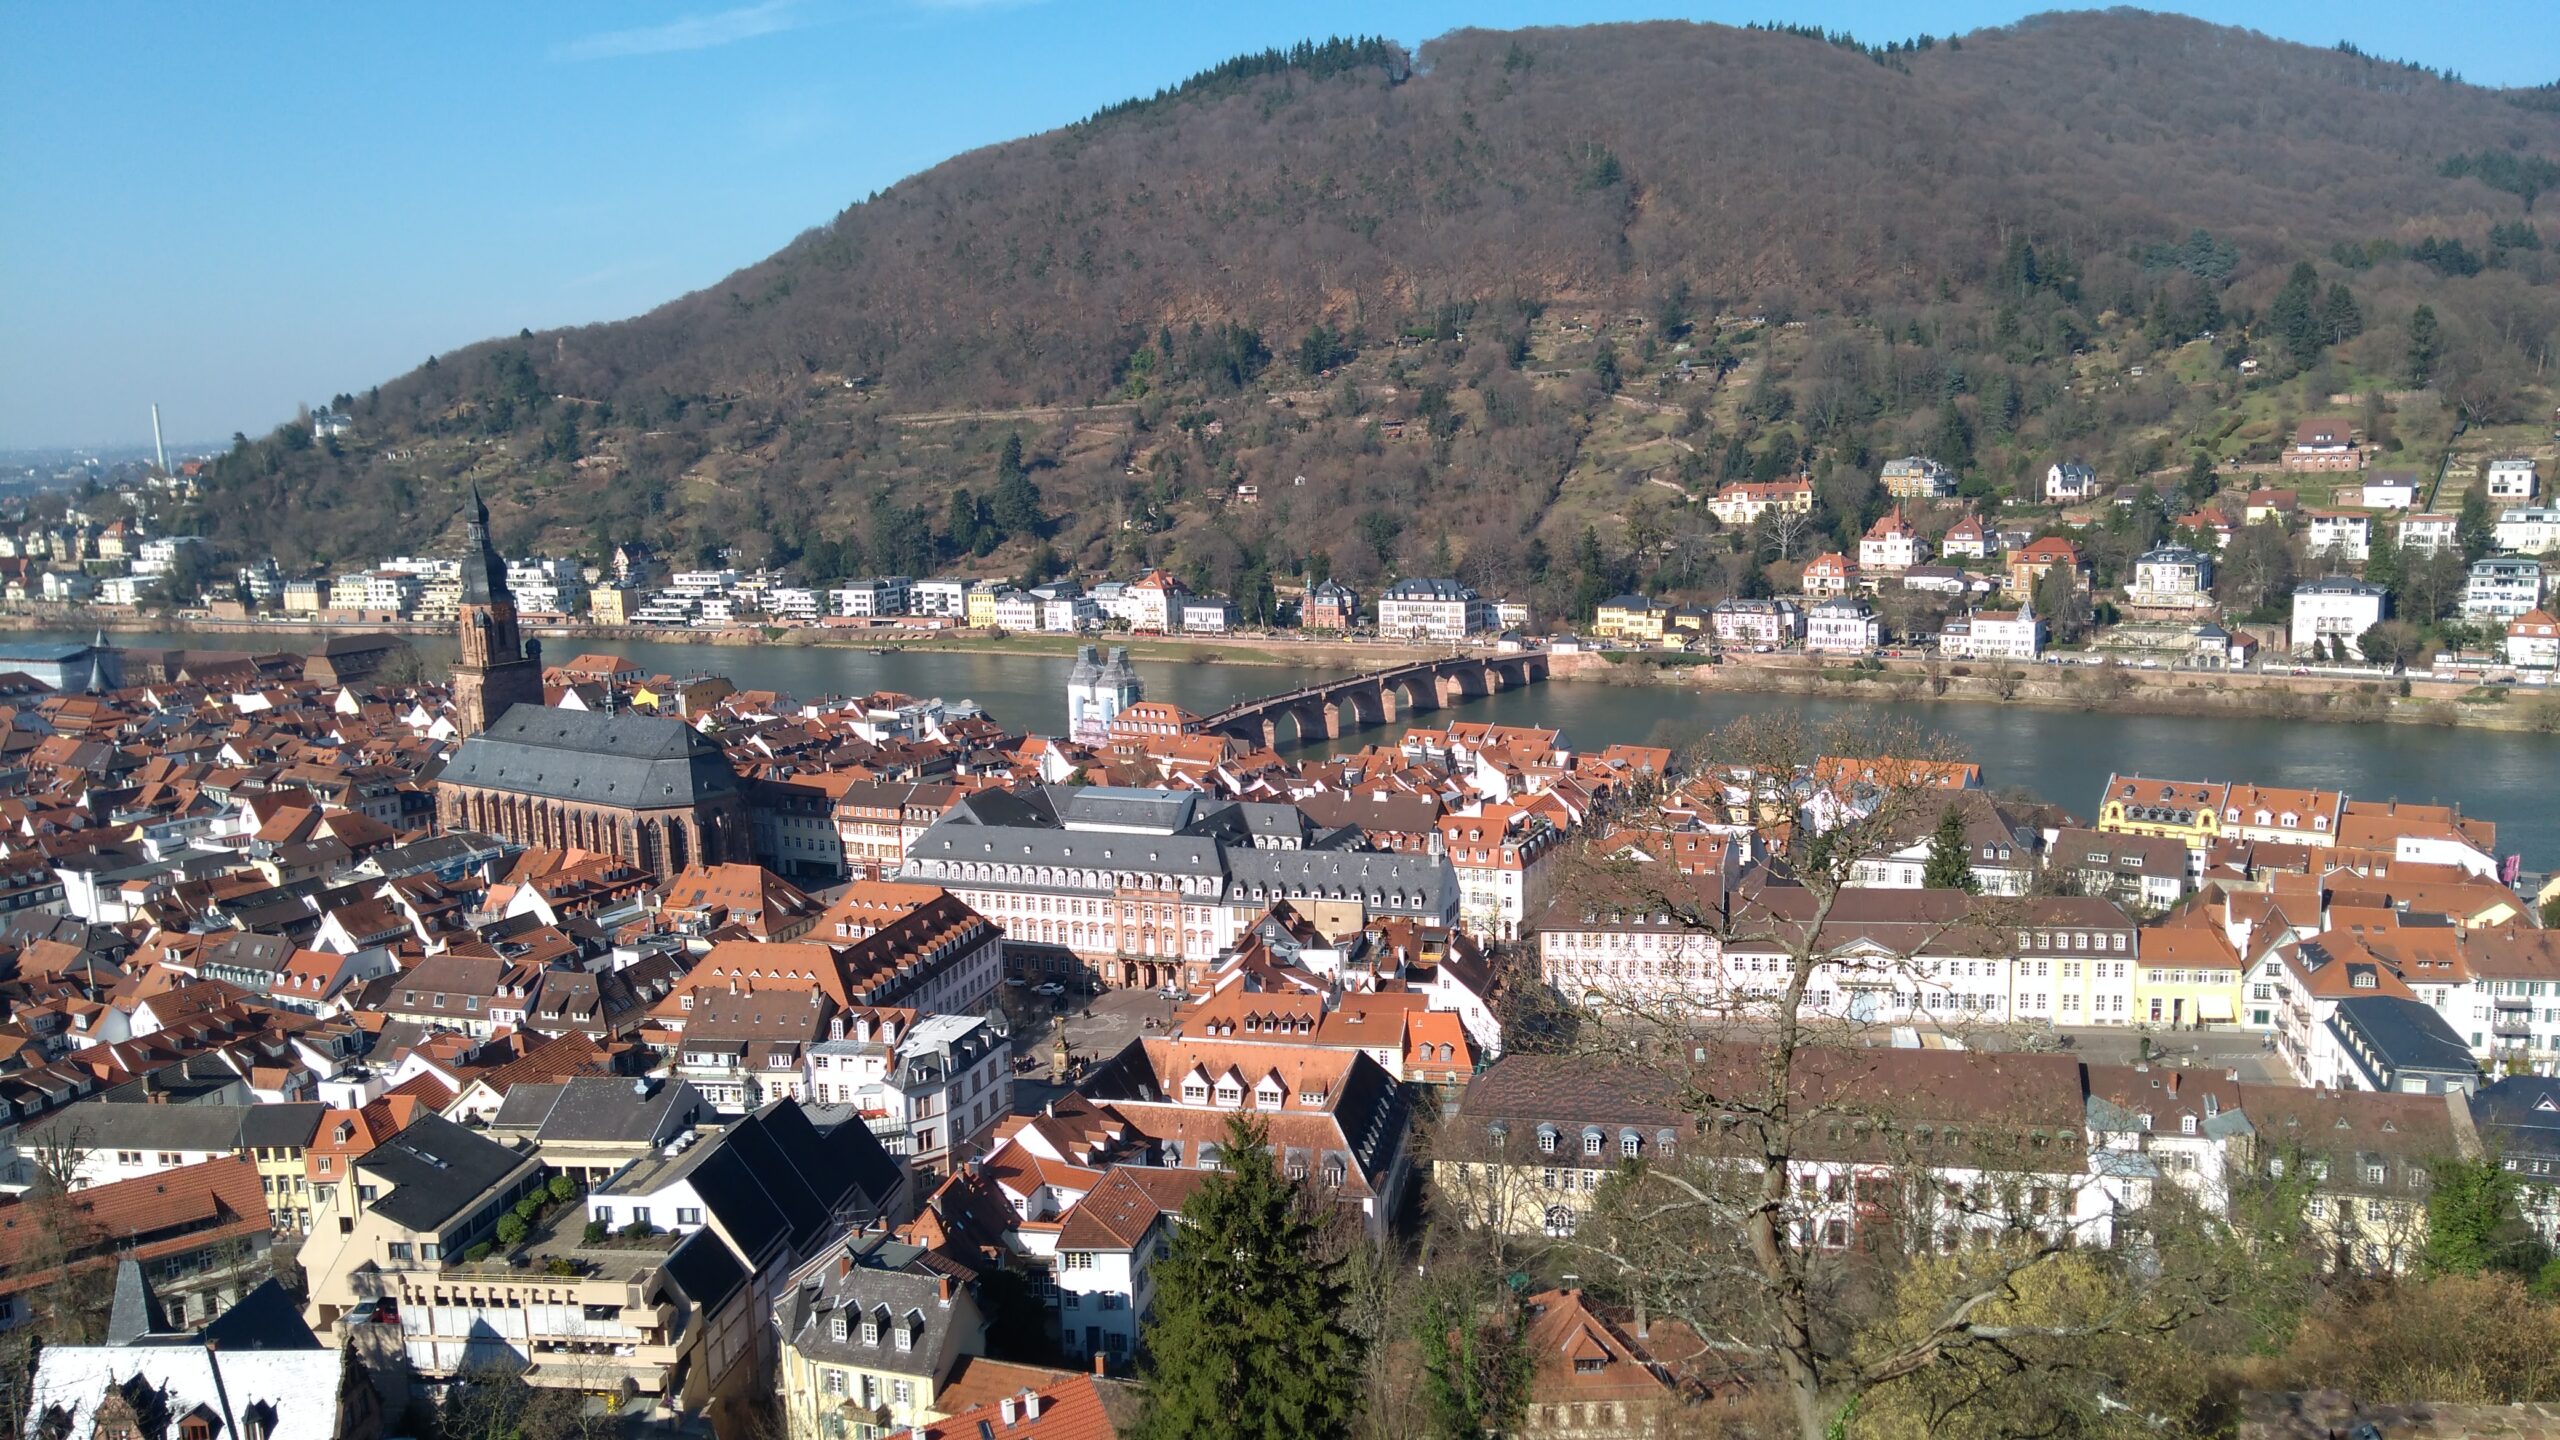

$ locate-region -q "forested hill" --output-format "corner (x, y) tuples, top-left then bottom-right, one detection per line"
(191, 11), (2560, 614)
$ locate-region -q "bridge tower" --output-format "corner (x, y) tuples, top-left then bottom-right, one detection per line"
(1067, 644), (1142, 744)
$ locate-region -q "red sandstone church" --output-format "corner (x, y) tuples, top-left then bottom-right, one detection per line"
(433, 489), (750, 877)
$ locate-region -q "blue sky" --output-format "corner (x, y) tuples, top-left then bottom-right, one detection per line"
(3, 1), (2552, 449)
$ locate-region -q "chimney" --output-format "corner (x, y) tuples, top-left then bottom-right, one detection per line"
(1093, 1351), (1106, 1376)
(1024, 1393), (1043, 1419)
(838, 1253), (853, 1279)
(937, 1275), (953, 1305)
(1000, 1398), (1018, 1424)
(2167, 1072), (2181, 1096)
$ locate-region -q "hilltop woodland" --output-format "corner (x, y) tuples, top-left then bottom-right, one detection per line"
(177, 15), (2560, 637)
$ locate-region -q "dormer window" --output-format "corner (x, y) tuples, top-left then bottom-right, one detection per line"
(1583, 1130), (1604, 1157)
(830, 1313), (847, 1342)
(860, 1320), (879, 1345)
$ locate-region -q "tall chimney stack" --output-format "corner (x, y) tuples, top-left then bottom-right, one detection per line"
(150, 403), (168, 475)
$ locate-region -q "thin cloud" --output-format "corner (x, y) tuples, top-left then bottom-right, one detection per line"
(567, 257), (668, 289)
(556, 0), (805, 62)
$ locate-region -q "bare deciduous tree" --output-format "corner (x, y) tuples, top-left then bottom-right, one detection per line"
(1511, 712), (2224, 1438)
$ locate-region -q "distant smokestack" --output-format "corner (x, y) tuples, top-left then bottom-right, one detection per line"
(150, 403), (168, 474)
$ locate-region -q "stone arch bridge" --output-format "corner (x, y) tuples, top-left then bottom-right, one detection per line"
(1200, 653), (1548, 751)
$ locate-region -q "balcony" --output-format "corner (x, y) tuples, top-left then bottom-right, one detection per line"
(2495, 1017), (2535, 1040)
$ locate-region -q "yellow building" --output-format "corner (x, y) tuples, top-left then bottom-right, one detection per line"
(2132, 924), (2244, 1030)
(2236, 1088), (2468, 1274)
(1591, 596), (1664, 643)
(776, 1238), (984, 1440)
(964, 581), (1004, 630)
(2095, 774), (2229, 851)
(242, 1107), (324, 1233)
(589, 585), (634, 625)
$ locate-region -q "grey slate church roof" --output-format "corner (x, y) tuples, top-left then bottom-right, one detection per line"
(442, 706), (741, 808)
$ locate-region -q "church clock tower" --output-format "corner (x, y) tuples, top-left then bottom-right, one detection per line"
(452, 484), (544, 736)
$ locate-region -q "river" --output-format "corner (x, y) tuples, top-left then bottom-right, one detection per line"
(26, 630), (2560, 871)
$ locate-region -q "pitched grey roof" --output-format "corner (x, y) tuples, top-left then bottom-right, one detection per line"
(655, 1227), (748, 1312)
(1381, 577), (1476, 602)
(24, 1100), (252, 1153)
(192, 1278), (321, 1351)
(782, 1241), (974, 1378)
(201, 932), (296, 976)
(909, 822), (1227, 880)
(237, 1102), (328, 1150)
(106, 1259), (171, 1344)
(441, 707), (740, 809)
(1049, 785), (1199, 833)
(1226, 848), (1453, 916)
(599, 1100), (903, 1262)
(907, 787), (1456, 916)
(494, 1076), (704, 1145)
(360, 1113), (533, 1232)
(2472, 1076), (2560, 1166)
(2329, 995), (2478, 1086)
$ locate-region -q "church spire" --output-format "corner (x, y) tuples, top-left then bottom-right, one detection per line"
(461, 482), (510, 606)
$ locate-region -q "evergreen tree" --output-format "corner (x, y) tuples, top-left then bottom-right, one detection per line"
(2318, 281), (2364, 345)
(1931, 399), (1974, 470)
(945, 487), (982, 556)
(2364, 527), (2404, 591)
(1922, 806), (1981, 892)
(2406, 304), (2441, 385)
(1132, 1116), (1365, 1440)
(1416, 1287), (1534, 1440)
(2458, 484), (2494, 563)
(1297, 324), (1349, 376)
(989, 435), (1048, 539)
(2181, 450), (2219, 507)
(2269, 261), (2324, 367)
(1591, 341), (1622, 395)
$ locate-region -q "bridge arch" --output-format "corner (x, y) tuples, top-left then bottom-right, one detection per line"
(1325, 685), (1385, 738)
(1436, 662), (1491, 705)
(1389, 672), (1440, 716)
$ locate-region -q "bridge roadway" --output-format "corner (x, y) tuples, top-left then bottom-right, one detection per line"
(1197, 651), (1549, 751)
